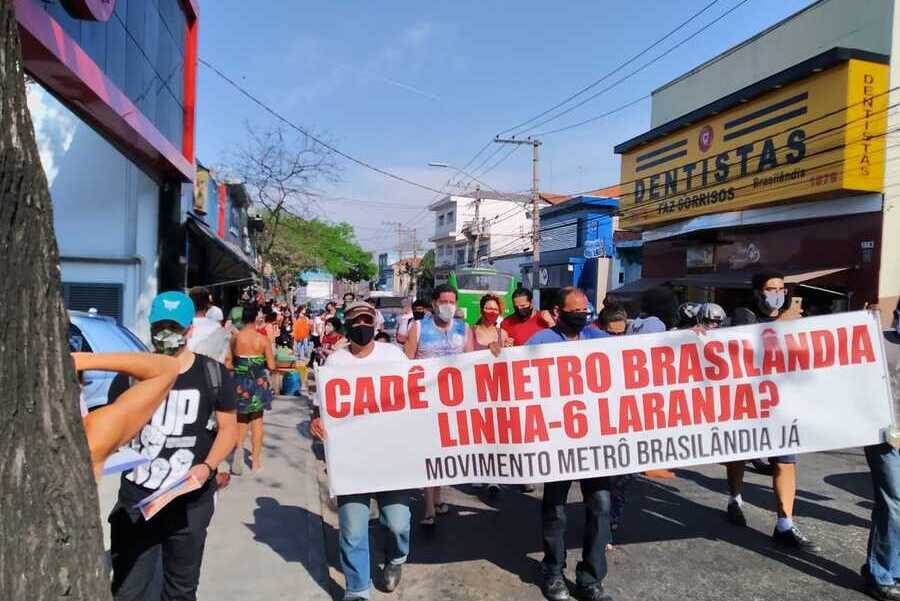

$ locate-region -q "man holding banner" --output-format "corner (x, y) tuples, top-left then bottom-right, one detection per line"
(526, 287), (613, 601)
(311, 301), (412, 601)
(727, 272), (817, 552)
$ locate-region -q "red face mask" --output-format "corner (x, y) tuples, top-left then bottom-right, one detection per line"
(482, 310), (500, 323)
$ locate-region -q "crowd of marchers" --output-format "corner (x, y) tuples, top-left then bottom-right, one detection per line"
(72, 272), (899, 601)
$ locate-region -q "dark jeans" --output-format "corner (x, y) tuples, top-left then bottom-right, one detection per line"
(541, 477), (613, 587)
(109, 483), (216, 601)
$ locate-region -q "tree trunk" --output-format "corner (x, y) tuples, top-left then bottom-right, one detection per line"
(0, 2), (112, 599)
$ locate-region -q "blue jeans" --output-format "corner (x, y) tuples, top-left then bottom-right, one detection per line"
(337, 491), (411, 600)
(865, 444), (900, 586)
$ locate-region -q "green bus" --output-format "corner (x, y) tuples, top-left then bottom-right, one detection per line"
(448, 267), (519, 325)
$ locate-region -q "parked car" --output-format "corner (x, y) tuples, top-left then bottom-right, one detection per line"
(69, 309), (148, 410)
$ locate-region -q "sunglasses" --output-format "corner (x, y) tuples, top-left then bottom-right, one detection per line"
(350, 316), (375, 326)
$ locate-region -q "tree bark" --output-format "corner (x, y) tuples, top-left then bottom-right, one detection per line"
(0, 2), (112, 599)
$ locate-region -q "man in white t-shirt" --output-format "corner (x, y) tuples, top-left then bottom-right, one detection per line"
(310, 301), (410, 601)
(187, 287), (229, 364)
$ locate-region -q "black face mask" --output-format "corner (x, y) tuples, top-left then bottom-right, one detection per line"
(413, 311), (426, 320)
(559, 310), (589, 330)
(347, 325), (375, 346)
(516, 306), (533, 319)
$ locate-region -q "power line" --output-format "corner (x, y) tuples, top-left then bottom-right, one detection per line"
(513, 0), (752, 137)
(498, 0), (723, 137)
(199, 57), (447, 195)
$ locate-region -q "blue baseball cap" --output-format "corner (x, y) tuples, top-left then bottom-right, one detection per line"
(149, 291), (195, 329)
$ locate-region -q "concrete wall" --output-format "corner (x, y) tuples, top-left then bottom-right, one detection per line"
(651, 0), (893, 127)
(28, 83), (160, 341)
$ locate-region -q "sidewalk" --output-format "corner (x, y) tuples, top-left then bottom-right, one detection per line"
(96, 393), (331, 600)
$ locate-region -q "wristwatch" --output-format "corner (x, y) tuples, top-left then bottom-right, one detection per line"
(201, 462), (216, 481)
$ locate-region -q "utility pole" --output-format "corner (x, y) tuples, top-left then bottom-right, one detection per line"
(494, 136), (542, 295)
(472, 185), (481, 267)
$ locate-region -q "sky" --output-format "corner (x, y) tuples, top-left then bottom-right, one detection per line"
(195, 0), (818, 254)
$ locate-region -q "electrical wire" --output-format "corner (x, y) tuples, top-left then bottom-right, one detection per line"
(513, 0), (752, 137)
(199, 57), (447, 195)
(498, 0), (723, 136)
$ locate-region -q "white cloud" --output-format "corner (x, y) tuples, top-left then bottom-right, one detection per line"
(26, 83), (77, 187)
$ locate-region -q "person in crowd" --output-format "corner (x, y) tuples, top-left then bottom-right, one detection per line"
(311, 302), (412, 601)
(395, 299), (414, 344)
(501, 287), (555, 346)
(107, 291), (237, 601)
(73, 352), (179, 479)
(313, 317), (346, 366)
(473, 293), (511, 351)
(862, 299), (900, 600)
(676, 302), (702, 329)
(471, 293), (513, 498)
(227, 303), (275, 475)
(293, 306), (312, 358)
(628, 286), (681, 478)
(263, 307), (280, 344)
(724, 271), (817, 551)
(595, 302), (628, 336)
(398, 299), (429, 345)
(187, 287), (230, 364)
(404, 284), (474, 527)
(524, 287), (612, 601)
(697, 302), (727, 329)
(627, 286), (679, 335)
(206, 304), (224, 325)
(337, 292), (355, 321)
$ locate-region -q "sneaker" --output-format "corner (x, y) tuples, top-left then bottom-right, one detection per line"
(726, 501), (748, 527)
(574, 583), (613, 601)
(772, 526), (820, 553)
(541, 573), (570, 601)
(383, 564), (402, 593)
(862, 566), (900, 600)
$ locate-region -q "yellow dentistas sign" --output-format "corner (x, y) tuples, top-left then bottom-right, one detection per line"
(618, 59), (888, 229)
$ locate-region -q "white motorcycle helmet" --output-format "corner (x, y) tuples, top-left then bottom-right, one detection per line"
(698, 302), (728, 328)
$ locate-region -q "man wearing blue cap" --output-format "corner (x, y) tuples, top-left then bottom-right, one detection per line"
(107, 291), (237, 601)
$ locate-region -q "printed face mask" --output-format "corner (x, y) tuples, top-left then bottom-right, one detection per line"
(436, 304), (456, 322)
(151, 328), (187, 355)
(763, 290), (786, 311)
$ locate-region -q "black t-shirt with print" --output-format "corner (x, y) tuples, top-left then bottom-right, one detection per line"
(107, 354), (235, 505)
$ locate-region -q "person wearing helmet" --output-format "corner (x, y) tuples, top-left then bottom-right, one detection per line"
(676, 302), (702, 329)
(697, 303), (727, 329)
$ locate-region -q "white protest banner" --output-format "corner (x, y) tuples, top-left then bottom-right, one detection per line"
(317, 311), (893, 496)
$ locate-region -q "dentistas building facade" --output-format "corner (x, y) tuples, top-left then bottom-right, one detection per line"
(612, 0), (894, 317)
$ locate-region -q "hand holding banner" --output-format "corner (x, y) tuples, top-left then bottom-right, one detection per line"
(318, 312), (893, 496)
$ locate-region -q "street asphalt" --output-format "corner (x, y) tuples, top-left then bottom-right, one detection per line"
(96, 393), (879, 601)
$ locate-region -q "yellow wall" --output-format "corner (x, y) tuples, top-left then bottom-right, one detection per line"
(618, 59), (888, 229)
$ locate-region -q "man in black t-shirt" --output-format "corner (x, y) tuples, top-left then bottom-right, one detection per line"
(726, 272), (818, 553)
(107, 291), (237, 601)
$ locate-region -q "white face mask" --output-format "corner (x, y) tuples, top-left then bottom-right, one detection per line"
(763, 290), (786, 311)
(436, 304), (456, 322)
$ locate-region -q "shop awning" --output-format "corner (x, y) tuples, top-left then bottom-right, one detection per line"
(606, 276), (675, 296)
(186, 217), (258, 286)
(673, 267), (850, 293)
